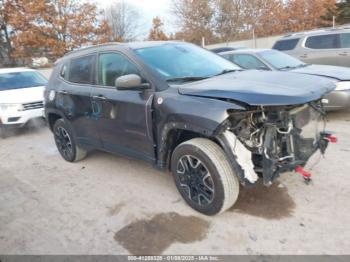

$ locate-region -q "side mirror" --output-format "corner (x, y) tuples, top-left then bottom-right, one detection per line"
(115, 74), (150, 91)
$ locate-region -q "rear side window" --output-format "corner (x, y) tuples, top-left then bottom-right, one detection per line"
(305, 34), (339, 49)
(98, 53), (139, 87)
(68, 55), (94, 84)
(60, 64), (67, 79)
(273, 39), (299, 51)
(340, 33), (350, 48)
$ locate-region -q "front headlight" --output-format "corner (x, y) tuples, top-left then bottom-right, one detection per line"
(0, 103), (23, 112)
(336, 81), (350, 91)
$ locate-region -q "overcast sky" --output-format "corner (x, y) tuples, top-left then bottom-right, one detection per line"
(96, 0), (176, 39)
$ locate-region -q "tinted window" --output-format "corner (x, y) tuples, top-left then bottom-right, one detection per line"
(98, 53), (139, 87)
(134, 44), (240, 81)
(231, 54), (268, 70)
(340, 33), (350, 48)
(0, 71), (47, 91)
(60, 64), (67, 79)
(305, 34), (339, 49)
(259, 50), (305, 70)
(68, 55), (94, 84)
(273, 39), (299, 51)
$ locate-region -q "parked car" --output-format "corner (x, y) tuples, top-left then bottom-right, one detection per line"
(272, 27), (350, 67)
(45, 41), (336, 215)
(0, 68), (47, 135)
(220, 48), (350, 111)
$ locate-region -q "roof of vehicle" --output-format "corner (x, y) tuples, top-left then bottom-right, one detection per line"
(62, 41), (187, 59)
(280, 26), (350, 39)
(219, 48), (270, 55)
(209, 47), (237, 53)
(0, 67), (36, 74)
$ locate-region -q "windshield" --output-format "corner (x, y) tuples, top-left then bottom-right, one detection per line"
(134, 43), (241, 82)
(0, 71), (47, 91)
(259, 50), (306, 70)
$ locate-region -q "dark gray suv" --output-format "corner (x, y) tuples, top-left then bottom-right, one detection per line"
(45, 41), (336, 215)
(273, 28), (350, 67)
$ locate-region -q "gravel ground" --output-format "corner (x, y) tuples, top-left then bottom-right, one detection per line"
(0, 108), (349, 255)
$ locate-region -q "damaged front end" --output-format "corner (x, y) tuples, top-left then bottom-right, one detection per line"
(217, 100), (334, 186)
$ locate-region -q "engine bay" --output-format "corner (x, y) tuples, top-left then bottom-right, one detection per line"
(224, 100), (333, 185)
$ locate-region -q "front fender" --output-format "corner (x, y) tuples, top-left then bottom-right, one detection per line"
(154, 91), (245, 167)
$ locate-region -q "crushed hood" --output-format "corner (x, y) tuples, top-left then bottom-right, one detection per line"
(291, 64), (350, 81)
(178, 70), (335, 106)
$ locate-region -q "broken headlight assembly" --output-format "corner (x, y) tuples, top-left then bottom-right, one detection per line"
(225, 101), (334, 185)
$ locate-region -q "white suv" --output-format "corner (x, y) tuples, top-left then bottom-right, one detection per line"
(0, 68), (47, 132)
(273, 28), (350, 67)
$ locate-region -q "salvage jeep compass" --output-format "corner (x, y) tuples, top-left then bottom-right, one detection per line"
(45, 41), (336, 215)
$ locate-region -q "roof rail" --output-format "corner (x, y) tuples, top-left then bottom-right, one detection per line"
(282, 24), (350, 38)
(63, 42), (122, 57)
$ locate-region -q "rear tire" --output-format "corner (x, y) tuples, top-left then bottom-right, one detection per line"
(171, 138), (239, 215)
(53, 119), (87, 162)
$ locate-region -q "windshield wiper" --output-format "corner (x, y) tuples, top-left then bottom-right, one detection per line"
(166, 69), (241, 83)
(214, 69), (242, 76)
(279, 64), (308, 70)
(296, 63), (309, 68)
(166, 76), (209, 83)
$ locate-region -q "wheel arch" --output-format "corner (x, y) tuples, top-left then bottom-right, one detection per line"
(47, 111), (64, 131)
(156, 122), (222, 170)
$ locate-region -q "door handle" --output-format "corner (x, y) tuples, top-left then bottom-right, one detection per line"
(92, 95), (107, 100)
(58, 90), (68, 94)
(300, 54), (308, 58)
(339, 52), (348, 56)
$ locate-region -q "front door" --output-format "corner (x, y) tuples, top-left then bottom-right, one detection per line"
(91, 52), (155, 162)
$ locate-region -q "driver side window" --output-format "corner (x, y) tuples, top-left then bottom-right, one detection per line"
(98, 53), (139, 87)
(232, 54), (268, 70)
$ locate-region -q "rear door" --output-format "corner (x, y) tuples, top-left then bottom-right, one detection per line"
(91, 52), (155, 162)
(56, 54), (100, 147)
(302, 33), (340, 66)
(338, 33), (350, 67)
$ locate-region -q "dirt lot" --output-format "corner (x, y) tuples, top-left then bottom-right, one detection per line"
(0, 108), (349, 255)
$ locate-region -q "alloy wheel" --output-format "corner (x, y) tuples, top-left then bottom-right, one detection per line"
(176, 155), (215, 206)
(55, 126), (73, 159)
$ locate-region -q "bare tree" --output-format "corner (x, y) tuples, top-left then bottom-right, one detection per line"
(148, 17), (168, 40)
(105, 1), (141, 42)
(214, 0), (246, 42)
(0, 0), (14, 66)
(172, 0), (216, 45)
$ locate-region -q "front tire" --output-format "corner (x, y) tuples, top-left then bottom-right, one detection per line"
(53, 119), (87, 162)
(171, 138), (239, 215)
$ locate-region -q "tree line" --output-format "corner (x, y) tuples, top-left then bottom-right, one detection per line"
(1, 0), (350, 66)
(171, 0), (350, 45)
